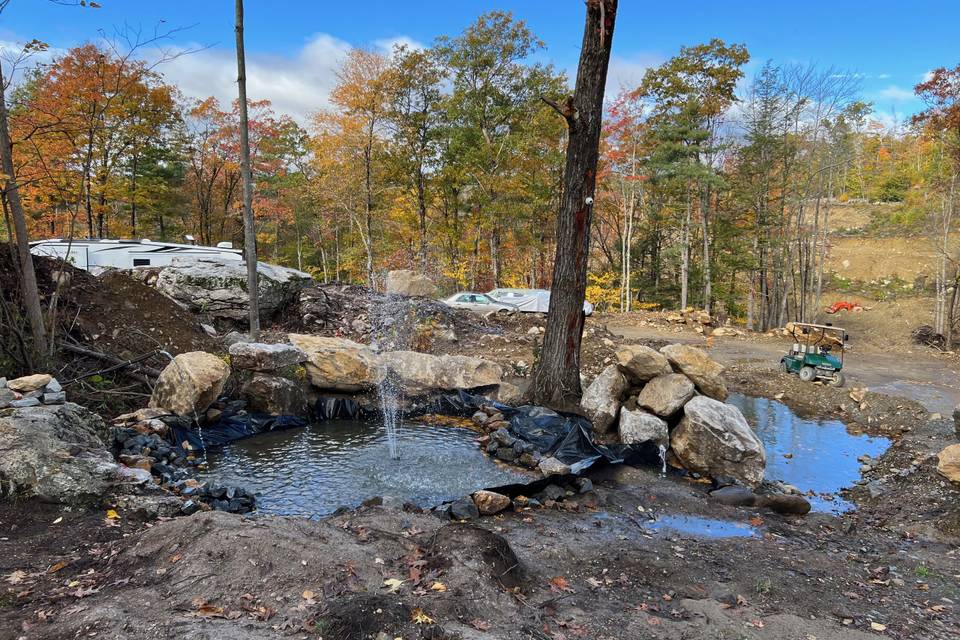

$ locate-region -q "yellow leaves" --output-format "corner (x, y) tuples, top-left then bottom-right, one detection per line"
(5, 570), (27, 585)
(47, 560), (69, 574)
(382, 577), (405, 593)
(429, 581), (447, 592)
(411, 607), (434, 625)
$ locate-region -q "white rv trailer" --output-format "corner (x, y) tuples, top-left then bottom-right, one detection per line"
(29, 238), (242, 272)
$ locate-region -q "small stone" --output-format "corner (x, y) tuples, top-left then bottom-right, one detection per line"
(0, 388), (14, 408)
(575, 478), (594, 493)
(10, 397), (41, 408)
(0, 377), (6, 388)
(538, 457), (571, 477)
(495, 447), (517, 462)
(472, 411), (489, 425)
(539, 484), (565, 502)
(492, 428), (516, 447)
(200, 323), (218, 337)
(7, 374), (52, 393)
(473, 490), (511, 515)
(44, 378), (62, 393)
(42, 392), (66, 405)
(450, 496), (480, 520)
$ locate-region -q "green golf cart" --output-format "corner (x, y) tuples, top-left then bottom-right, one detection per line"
(779, 322), (848, 387)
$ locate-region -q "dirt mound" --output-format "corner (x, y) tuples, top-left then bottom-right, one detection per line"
(41, 508), (525, 639)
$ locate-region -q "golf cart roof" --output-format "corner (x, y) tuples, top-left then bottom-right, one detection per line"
(790, 322), (846, 332)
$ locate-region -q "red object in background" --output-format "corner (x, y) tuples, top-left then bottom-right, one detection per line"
(826, 301), (863, 314)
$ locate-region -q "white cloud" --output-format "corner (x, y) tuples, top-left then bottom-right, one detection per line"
(605, 52), (664, 96)
(372, 35), (426, 55)
(876, 73), (891, 79)
(876, 84), (914, 102)
(152, 32), (353, 123)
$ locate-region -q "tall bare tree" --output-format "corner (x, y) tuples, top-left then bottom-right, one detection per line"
(526, 0), (617, 408)
(235, 0), (260, 339)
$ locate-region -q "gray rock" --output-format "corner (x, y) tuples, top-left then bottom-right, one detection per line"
(495, 447), (517, 462)
(538, 456), (571, 477)
(636, 373), (695, 417)
(229, 342), (308, 372)
(200, 323), (218, 337)
(155, 257), (311, 321)
(659, 344), (728, 400)
(493, 381), (523, 405)
(241, 374), (307, 416)
(492, 428), (516, 447)
(450, 495), (480, 520)
(45, 378), (62, 393)
(10, 397), (41, 408)
(539, 484), (565, 501)
(222, 331), (251, 347)
(0, 377), (6, 388)
(618, 407), (669, 447)
(580, 364), (629, 434)
(377, 350), (504, 395)
(0, 403), (118, 504)
(385, 270), (437, 297)
(954, 404), (960, 438)
(0, 388), (15, 408)
(615, 344), (673, 382)
(42, 392), (67, 405)
(671, 396), (766, 488)
(575, 478), (594, 493)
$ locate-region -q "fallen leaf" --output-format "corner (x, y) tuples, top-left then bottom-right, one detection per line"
(549, 576), (574, 593)
(105, 509), (119, 520)
(302, 590), (316, 600)
(383, 578), (405, 593)
(52, 517), (63, 524)
(411, 607), (434, 625)
(586, 577), (603, 589)
(5, 570), (27, 584)
(748, 516), (764, 527)
(470, 619), (491, 631)
(430, 581), (447, 592)
(47, 561), (69, 574)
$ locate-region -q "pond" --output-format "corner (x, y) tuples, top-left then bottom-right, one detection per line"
(727, 393), (890, 513)
(196, 420), (532, 518)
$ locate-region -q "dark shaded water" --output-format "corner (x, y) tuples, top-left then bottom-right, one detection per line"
(197, 421), (531, 517)
(728, 393), (890, 513)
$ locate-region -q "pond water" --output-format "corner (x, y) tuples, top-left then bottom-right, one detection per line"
(648, 514), (759, 538)
(196, 421), (531, 518)
(727, 393), (890, 513)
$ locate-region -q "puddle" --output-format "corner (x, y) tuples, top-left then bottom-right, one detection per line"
(196, 420), (530, 517)
(727, 393), (891, 513)
(647, 514), (758, 538)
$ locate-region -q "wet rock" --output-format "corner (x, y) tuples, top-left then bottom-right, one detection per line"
(289, 334), (383, 392)
(539, 457), (571, 477)
(615, 344), (673, 382)
(756, 493), (811, 515)
(936, 444), (960, 482)
(495, 447), (517, 462)
(228, 342), (307, 372)
(492, 428), (516, 447)
(636, 373), (696, 418)
(472, 411), (490, 424)
(115, 466), (155, 486)
(450, 496), (480, 520)
(660, 344), (728, 400)
(7, 373), (52, 393)
(384, 269), (436, 297)
(241, 373), (307, 416)
(709, 485), (757, 507)
(618, 407), (669, 447)
(155, 257), (311, 321)
(519, 452), (540, 468)
(150, 351), (230, 417)
(0, 403), (117, 504)
(672, 396), (766, 488)
(473, 490), (511, 515)
(581, 364), (629, 434)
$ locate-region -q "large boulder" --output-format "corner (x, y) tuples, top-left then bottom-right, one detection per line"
(228, 342), (307, 372)
(155, 257), (311, 321)
(377, 351), (504, 395)
(616, 344), (673, 382)
(618, 407), (669, 447)
(150, 351), (230, 417)
(937, 444), (960, 482)
(0, 403), (118, 504)
(385, 270), (436, 297)
(659, 344), (728, 400)
(241, 374), (308, 416)
(637, 373), (696, 417)
(580, 364), (629, 434)
(671, 396), (766, 488)
(288, 334), (383, 392)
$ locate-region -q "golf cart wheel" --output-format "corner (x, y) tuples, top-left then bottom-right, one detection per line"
(798, 366), (817, 382)
(827, 372), (846, 388)
(778, 360), (789, 374)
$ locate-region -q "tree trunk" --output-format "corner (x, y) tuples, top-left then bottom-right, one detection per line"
(700, 185), (711, 314)
(235, 0), (260, 340)
(680, 191), (691, 309)
(525, 0), (617, 409)
(0, 58), (49, 355)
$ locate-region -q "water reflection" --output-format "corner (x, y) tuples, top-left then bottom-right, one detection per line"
(649, 514), (758, 538)
(197, 421), (531, 518)
(727, 393), (890, 513)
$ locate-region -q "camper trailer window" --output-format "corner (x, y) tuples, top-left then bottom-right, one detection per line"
(133, 258), (150, 266)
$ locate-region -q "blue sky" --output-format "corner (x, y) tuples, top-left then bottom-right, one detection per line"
(2, 0), (957, 124)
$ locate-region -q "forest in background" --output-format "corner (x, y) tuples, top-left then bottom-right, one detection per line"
(2, 11), (959, 335)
